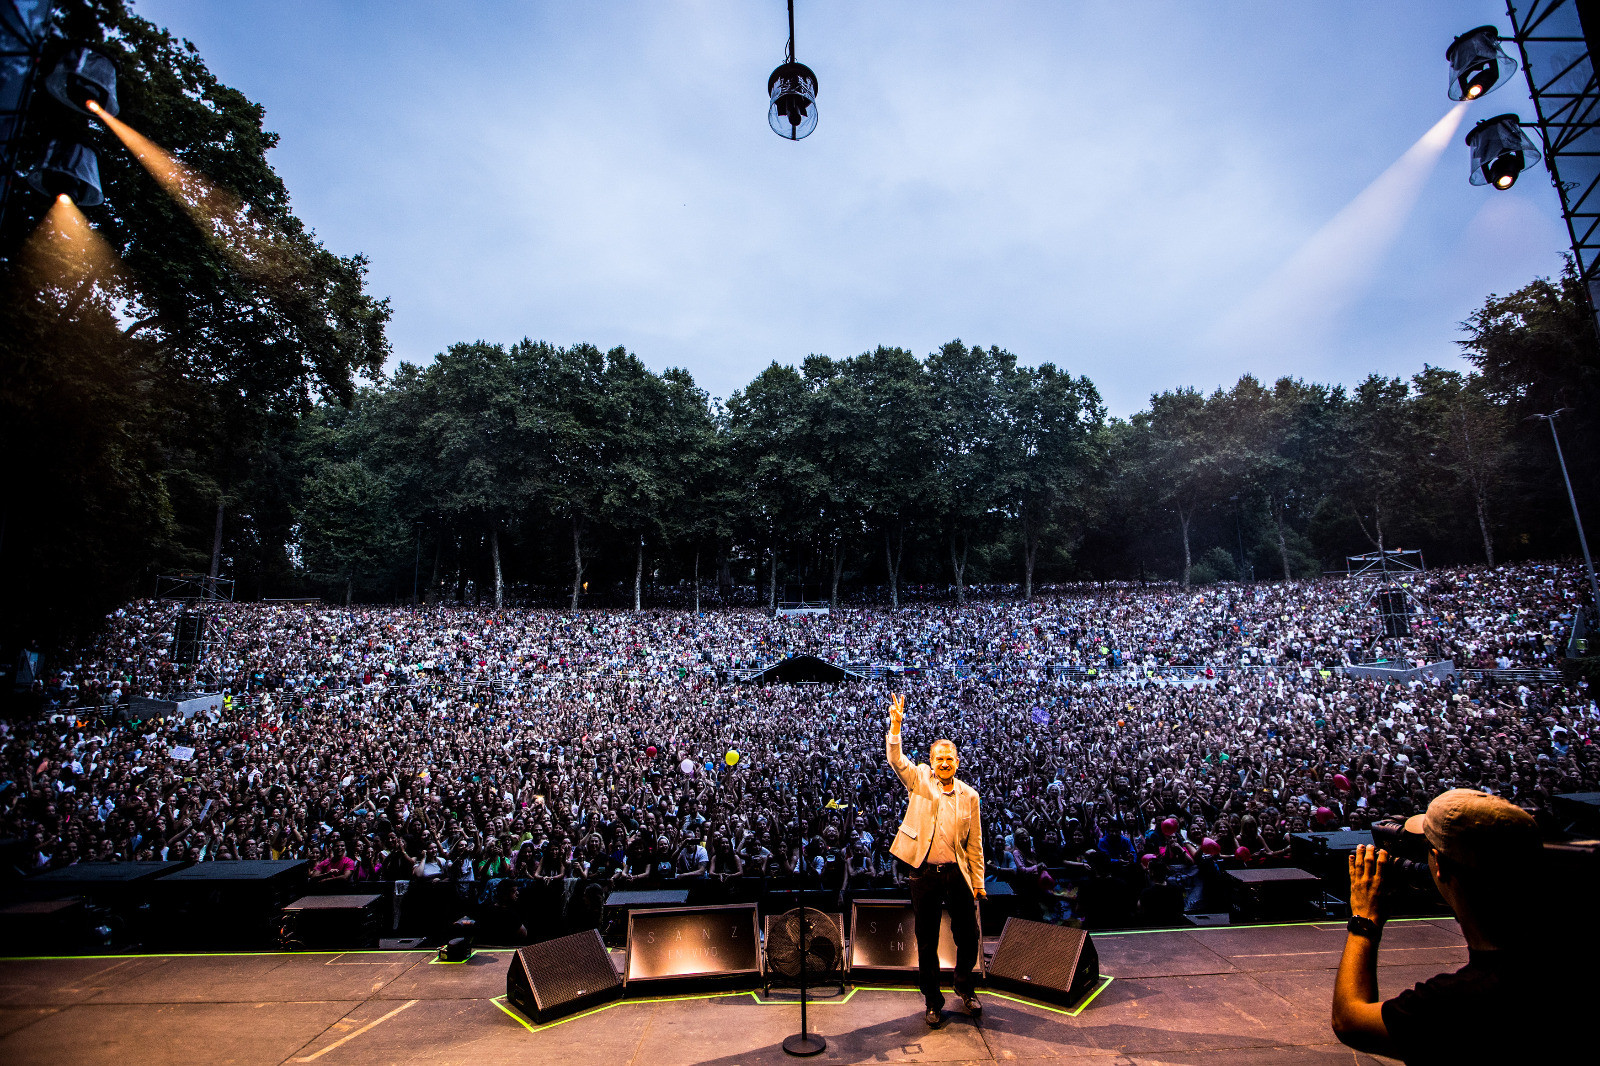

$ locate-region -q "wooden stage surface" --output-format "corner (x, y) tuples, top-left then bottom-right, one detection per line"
(0, 918), (1468, 1065)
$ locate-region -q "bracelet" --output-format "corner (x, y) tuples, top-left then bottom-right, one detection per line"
(1346, 915), (1384, 939)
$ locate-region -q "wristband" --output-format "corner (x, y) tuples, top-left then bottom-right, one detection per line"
(1346, 915), (1383, 939)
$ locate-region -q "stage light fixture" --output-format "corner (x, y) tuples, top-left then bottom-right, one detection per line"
(1446, 26), (1515, 102)
(769, 62), (818, 140)
(768, 0), (817, 140)
(26, 138), (104, 206)
(44, 43), (119, 117)
(1465, 114), (1539, 190)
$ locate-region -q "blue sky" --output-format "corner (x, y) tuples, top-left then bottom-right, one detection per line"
(132, 1), (1569, 415)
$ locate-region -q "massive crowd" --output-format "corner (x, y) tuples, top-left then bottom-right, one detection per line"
(3, 562), (1594, 931)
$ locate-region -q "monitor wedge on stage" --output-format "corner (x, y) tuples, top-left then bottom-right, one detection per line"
(984, 917), (1100, 1009)
(624, 903), (762, 993)
(506, 929), (624, 1024)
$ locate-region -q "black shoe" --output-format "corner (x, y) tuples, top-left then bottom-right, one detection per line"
(924, 1008), (943, 1028)
(961, 993), (983, 1015)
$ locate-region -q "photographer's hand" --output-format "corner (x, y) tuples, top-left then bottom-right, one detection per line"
(1332, 844), (1394, 1054)
(1347, 843), (1391, 923)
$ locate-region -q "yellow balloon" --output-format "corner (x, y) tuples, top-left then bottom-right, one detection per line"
(725, 750), (740, 767)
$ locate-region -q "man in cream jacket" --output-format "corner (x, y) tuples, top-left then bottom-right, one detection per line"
(886, 693), (985, 1027)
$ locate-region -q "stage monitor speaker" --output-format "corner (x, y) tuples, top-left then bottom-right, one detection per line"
(506, 929), (623, 1024)
(624, 903), (761, 992)
(985, 917), (1100, 1009)
(279, 893), (382, 949)
(846, 899), (956, 982)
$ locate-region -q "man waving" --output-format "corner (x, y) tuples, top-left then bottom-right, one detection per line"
(886, 692), (985, 1027)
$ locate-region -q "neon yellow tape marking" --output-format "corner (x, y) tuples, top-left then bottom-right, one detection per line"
(747, 987), (859, 1005)
(0, 949), (432, 961)
(1094, 916), (1443, 936)
(984, 975), (1114, 1017)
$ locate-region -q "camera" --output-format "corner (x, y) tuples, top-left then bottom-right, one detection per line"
(1370, 816), (1437, 893)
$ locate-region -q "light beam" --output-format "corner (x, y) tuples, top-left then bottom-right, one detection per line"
(18, 192), (125, 305)
(86, 99), (286, 271)
(1211, 102), (1470, 358)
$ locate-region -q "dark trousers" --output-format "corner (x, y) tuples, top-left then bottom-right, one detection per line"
(909, 862), (980, 1009)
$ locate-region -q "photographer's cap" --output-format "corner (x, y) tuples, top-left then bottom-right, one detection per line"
(1404, 788), (1537, 868)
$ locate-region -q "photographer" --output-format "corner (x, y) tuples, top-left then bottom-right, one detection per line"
(1331, 788), (1572, 1062)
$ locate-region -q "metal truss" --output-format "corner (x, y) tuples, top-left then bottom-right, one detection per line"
(1507, 2), (1600, 317)
(0, 1), (51, 233)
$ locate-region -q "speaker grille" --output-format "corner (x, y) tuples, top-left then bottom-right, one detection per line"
(985, 918), (1099, 1008)
(508, 929), (622, 1023)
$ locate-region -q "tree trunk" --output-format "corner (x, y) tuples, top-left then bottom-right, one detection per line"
(693, 551), (701, 615)
(950, 533), (968, 605)
(829, 541), (842, 609)
(426, 529), (442, 605)
(1178, 507), (1193, 588)
(1475, 489), (1495, 566)
(1023, 519), (1039, 601)
(569, 516), (585, 611)
(490, 526), (504, 608)
(634, 535), (644, 612)
(1270, 497), (1292, 581)
(344, 573), (352, 606)
(473, 532), (483, 605)
(884, 527), (904, 609)
(1354, 500), (1386, 555)
(767, 546), (778, 611)
(454, 534), (466, 604)
(208, 498), (225, 597)
(412, 531), (422, 604)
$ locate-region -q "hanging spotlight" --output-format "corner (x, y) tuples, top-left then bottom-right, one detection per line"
(1465, 114), (1540, 190)
(26, 138), (104, 206)
(769, 63), (818, 140)
(1446, 26), (1516, 102)
(768, 0), (818, 140)
(44, 43), (120, 117)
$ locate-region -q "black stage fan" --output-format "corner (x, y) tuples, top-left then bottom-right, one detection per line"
(767, 906), (842, 1056)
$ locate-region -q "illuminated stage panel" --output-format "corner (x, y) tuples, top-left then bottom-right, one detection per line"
(624, 904), (761, 986)
(848, 899), (957, 974)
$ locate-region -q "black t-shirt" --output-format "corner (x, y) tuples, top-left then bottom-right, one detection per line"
(1380, 948), (1577, 1065)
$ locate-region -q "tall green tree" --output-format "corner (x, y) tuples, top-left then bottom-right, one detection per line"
(1413, 367), (1513, 566)
(514, 341), (608, 610)
(1001, 362), (1105, 599)
(927, 341), (1012, 604)
(1140, 388), (1220, 586)
(598, 353), (714, 610)
(726, 362), (822, 609)
(842, 347), (935, 608)
(1332, 374), (1424, 562)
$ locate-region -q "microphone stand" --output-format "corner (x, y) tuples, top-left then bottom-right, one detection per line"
(783, 751), (824, 1055)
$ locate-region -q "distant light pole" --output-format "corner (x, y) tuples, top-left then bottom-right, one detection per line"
(1528, 409), (1600, 612)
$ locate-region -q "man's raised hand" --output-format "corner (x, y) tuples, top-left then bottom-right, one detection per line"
(888, 693), (905, 735)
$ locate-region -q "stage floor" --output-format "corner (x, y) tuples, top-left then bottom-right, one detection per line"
(0, 918), (1467, 1065)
